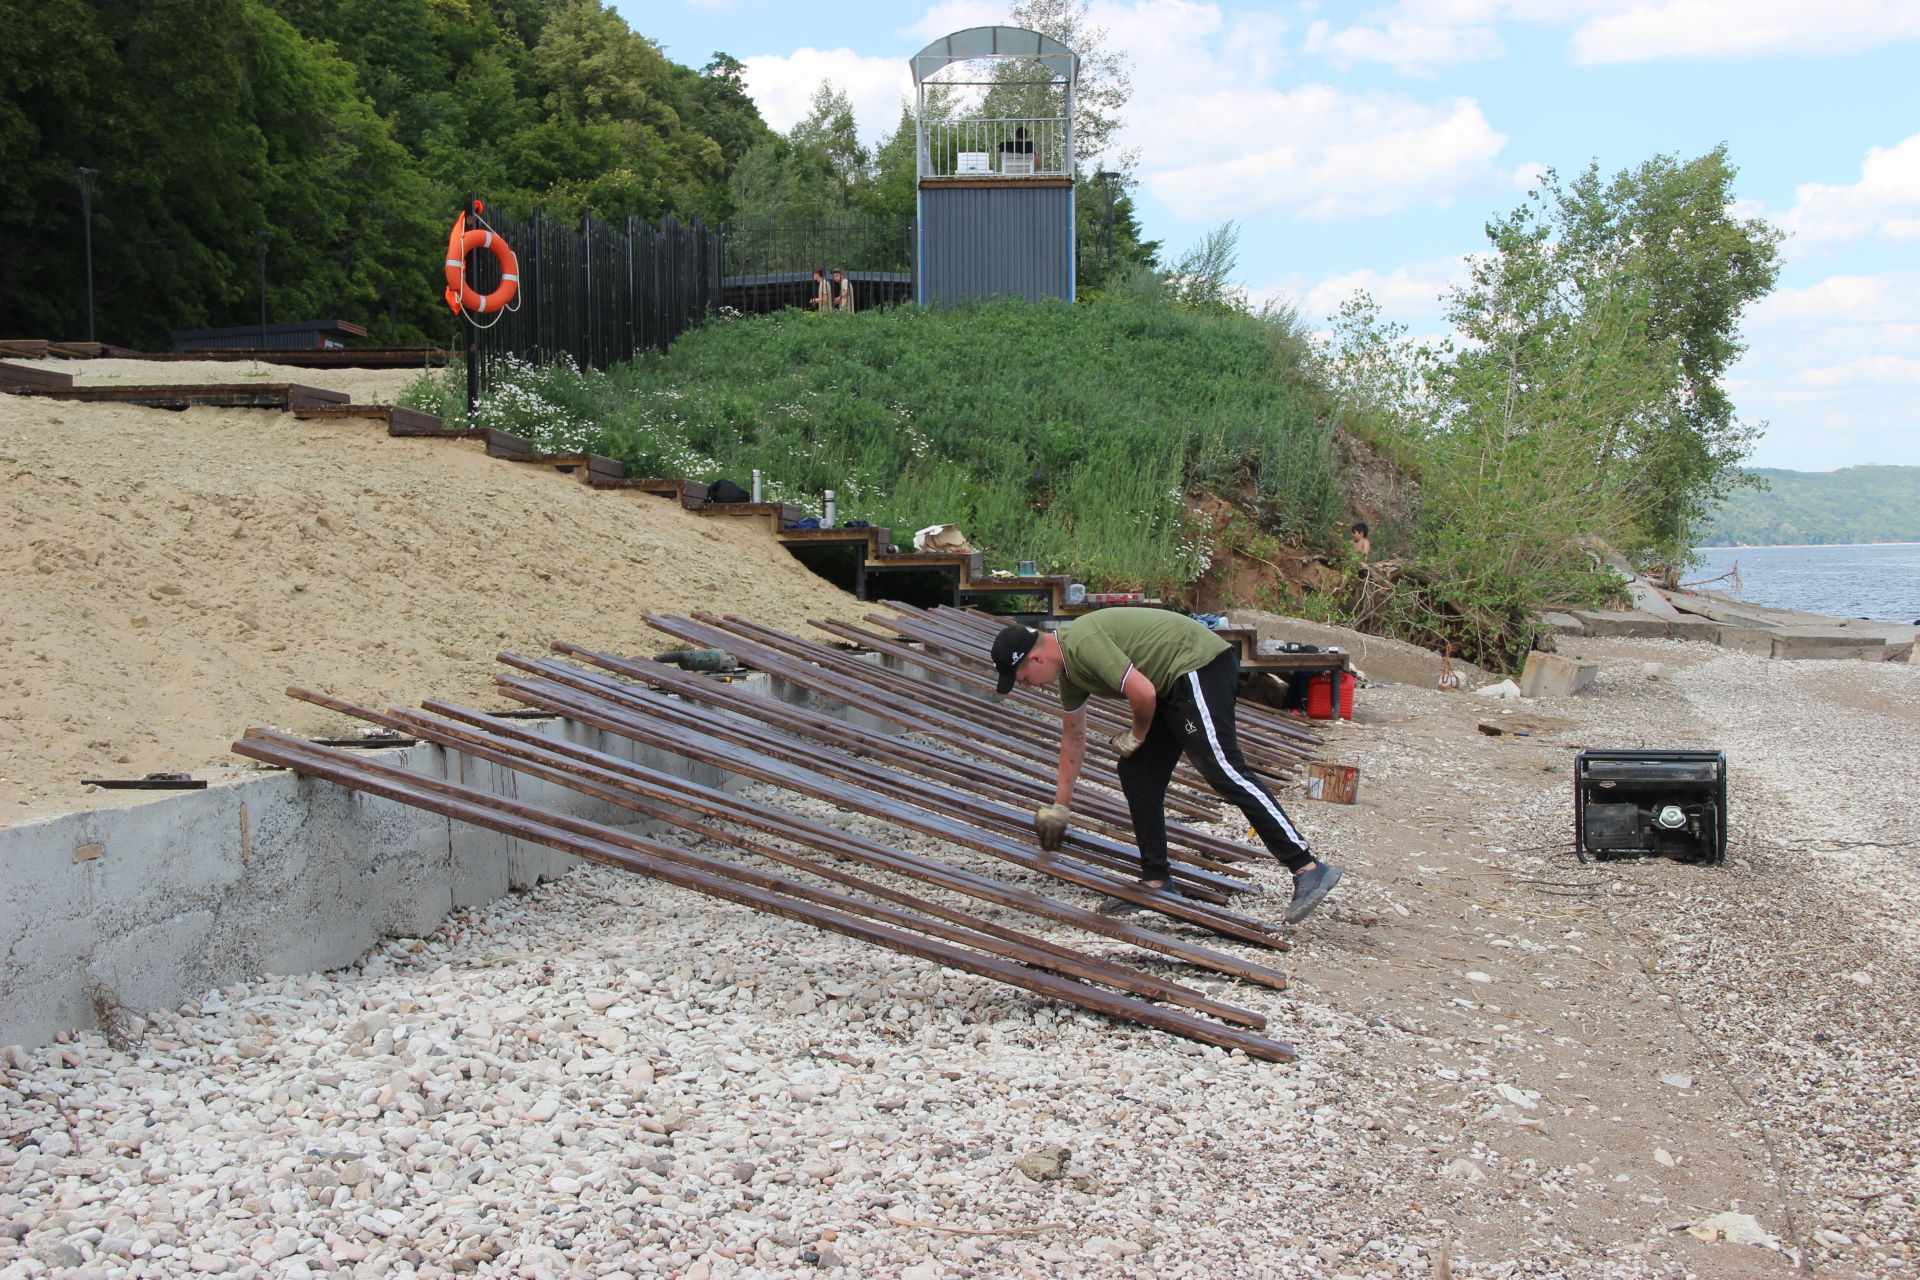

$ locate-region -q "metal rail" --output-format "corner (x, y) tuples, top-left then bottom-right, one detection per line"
(287, 687), (1288, 997)
(556, 640), (1261, 871)
(489, 665), (1289, 946)
(232, 729), (1295, 1062)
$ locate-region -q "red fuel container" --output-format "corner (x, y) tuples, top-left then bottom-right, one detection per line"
(1305, 672), (1355, 720)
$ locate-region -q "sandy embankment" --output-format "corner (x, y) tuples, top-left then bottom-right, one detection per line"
(1, 362), (871, 822)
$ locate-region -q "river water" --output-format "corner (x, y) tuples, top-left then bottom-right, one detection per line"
(1687, 543), (1920, 623)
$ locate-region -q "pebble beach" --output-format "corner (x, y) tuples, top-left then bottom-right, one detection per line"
(2, 633), (1916, 1279)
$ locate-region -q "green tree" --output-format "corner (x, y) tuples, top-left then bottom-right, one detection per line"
(1324, 148), (1782, 665)
(1440, 150), (1781, 562)
(727, 82), (870, 222)
(1005, 0), (1135, 176)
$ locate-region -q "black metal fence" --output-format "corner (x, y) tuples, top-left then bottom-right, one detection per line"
(719, 216), (916, 314)
(462, 207), (722, 398)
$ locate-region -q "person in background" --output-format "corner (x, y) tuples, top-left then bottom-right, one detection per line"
(807, 265), (831, 312)
(991, 609), (1344, 924)
(1350, 521), (1372, 559)
(832, 269), (857, 314)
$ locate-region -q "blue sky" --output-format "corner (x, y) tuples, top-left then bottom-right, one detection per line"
(622, 0), (1920, 471)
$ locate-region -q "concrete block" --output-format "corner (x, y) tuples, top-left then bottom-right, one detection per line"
(1768, 627), (1887, 661)
(1537, 611), (1585, 636)
(1627, 582), (1683, 619)
(1716, 626), (1776, 657)
(1665, 618), (1720, 642)
(1569, 609), (1670, 638)
(1519, 651), (1600, 698)
(0, 688), (837, 1050)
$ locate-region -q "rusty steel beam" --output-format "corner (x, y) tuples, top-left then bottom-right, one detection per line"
(812, 614), (1312, 779)
(553, 641), (1257, 872)
(406, 695), (1292, 991)
(490, 665), (1289, 949)
(501, 653), (1258, 903)
(708, 611), (1276, 792)
(493, 658), (1259, 907)
(231, 730), (1295, 1062)
(641, 611), (1228, 826)
(275, 694), (1272, 1025)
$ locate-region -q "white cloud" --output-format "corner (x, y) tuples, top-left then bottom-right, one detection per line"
(1297, 257), (1474, 320)
(1755, 275), (1910, 325)
(898, 1), (1009, 43)
(1776, 133), (1920, 246)
(1301, 14), (1505, 71)
(1571, 0), (1920, 62)
(1729, 269), (1920, 466)
(1796, 355), (1920, 387)
(1138, 88), (1508, 220)
(1509, 159), (1547, 191)
(1295, 1), (1920, 69)
(739, 48), (915, 144)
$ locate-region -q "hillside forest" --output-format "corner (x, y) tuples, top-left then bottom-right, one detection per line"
(2, 0), (1156, 349)
(1704, 466), (1920, 546)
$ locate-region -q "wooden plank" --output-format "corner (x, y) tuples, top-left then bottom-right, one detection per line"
(285, 384), (351, 410)
(484, 428), (533, 458)
(0, 340), (50, 358)
(48, 341), (105, 358)
(0, 362), (73, 390)
(385, 405), (443, 433)
(11, 383), (324, 411)
(501, 452), (586, 469)
(586, 453), (626, 479)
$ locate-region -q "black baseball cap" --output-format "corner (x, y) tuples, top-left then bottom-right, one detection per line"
(991, 624), (1039, 695)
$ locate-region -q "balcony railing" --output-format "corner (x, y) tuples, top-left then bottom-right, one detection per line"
(919, 116), (1069, 180)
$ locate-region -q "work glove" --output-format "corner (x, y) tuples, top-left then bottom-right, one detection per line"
(1033, 804), (1071, 852)
(1109, 728), (1144, 759)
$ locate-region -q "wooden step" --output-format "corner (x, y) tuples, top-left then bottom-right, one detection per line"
(292, 404), (464, 436)
(0, 361), (73, 390)
(48, 341), (106, 359)
(6, 382), (349, 411)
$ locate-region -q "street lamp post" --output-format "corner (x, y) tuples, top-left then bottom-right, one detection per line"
(253, 230), (271, 349)
(76, 167), (98, 342)
(1094, 169), (1121, 272)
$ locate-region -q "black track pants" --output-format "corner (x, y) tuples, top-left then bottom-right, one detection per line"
(1116, 649), (1313, 881)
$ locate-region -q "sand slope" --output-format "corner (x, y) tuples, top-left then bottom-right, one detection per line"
(0, 389), (872, 821)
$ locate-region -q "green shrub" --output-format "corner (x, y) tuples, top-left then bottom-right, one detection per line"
(416, 299), (1344, 595)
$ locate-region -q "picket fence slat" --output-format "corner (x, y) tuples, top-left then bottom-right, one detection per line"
(467, 209), (723, 399)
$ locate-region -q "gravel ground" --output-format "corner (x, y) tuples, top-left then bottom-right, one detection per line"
(1, 638), (1914, 1278)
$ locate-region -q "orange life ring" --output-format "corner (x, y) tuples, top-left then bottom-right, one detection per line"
(442, 212), (519, 315)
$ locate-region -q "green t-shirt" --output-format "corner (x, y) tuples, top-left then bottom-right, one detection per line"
(1055, 608), (1230, 712)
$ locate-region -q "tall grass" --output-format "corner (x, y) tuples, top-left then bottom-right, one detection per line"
(407, 298), (1342, 595)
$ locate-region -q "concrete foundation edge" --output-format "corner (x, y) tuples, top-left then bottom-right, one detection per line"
(0, 670), (833, 1050)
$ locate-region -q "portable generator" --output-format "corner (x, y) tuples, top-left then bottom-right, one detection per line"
(1573, 749), (1727, 864)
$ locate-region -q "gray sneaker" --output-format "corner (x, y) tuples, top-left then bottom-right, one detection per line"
(1098, 880), (1183, 917)
(1285, 861), (1344, 924)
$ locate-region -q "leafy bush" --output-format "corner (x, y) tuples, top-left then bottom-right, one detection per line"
(406, 298), (1344, 595)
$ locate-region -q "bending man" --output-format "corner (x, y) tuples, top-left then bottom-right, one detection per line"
(991, 608), (1343, 924)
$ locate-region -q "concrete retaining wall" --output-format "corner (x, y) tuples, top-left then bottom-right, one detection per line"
(0, 670), (848, 1050)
